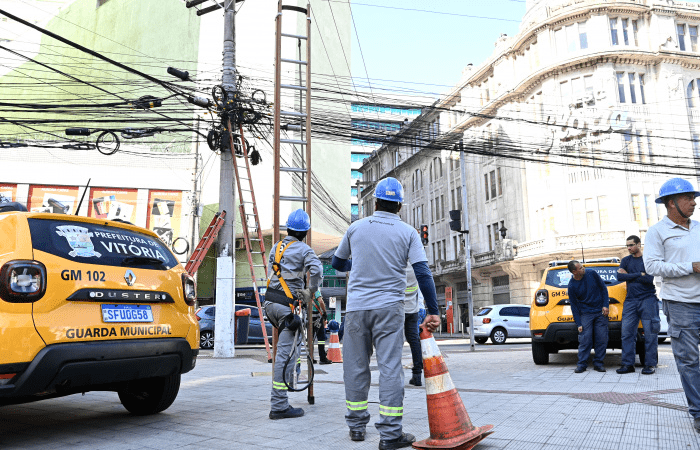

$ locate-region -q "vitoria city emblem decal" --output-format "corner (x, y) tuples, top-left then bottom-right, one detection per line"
(55, 225), (102, 258)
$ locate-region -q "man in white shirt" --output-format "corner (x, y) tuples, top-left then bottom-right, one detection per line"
(644, 178), (700, 433)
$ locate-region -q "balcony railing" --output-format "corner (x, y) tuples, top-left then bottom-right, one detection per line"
(516, 231), (626, 258)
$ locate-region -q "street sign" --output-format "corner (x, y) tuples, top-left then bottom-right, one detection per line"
(328, 296), (336, 308)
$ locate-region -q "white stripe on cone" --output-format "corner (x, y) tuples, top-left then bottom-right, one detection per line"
(421, 336), (441, 359)
(425, 372), (456, 396)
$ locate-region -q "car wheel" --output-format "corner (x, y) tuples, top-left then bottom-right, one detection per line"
(475, 337), (488, 344)
(532, 341), (549, 365)
(490, 328), (507, 345)
(658, 337), (666, 344)
(118, 374), (181, 415)
(200, 331), (214, 349)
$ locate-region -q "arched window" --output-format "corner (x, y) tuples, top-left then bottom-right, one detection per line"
(429, 162), (433, 183)
(687, 79), (699, 108)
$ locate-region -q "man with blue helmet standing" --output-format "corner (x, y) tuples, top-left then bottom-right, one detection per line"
(264, 208), (322, 420)
(332, 177), (441, 449)
(644, 178), (700, 432)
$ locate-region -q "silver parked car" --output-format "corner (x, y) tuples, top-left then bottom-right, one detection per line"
(473, 304), (531, 344)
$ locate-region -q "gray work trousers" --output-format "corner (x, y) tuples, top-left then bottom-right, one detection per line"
(264, 301), (302, 412)
(343, 303), (405, 440)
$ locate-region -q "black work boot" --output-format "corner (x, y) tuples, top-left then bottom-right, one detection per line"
(319, 345), (332, 364)
(408, 371), (422, 387)
(269, 405), (304, 420)
(379, 432), (416, 450)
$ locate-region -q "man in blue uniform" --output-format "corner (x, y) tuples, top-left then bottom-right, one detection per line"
(332, 177), (440, 450)
(404, 264), (424, 387)
(644, 178), (700, 432)
(616, 235), (659, 375)
(264, 209), (322, 420)
(567, 260), (610, 373)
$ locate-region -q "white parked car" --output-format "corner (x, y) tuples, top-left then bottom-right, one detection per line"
(473, 304), (531, 344)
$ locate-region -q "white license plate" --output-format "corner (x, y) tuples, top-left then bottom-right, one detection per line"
(102, 304), (153, 323)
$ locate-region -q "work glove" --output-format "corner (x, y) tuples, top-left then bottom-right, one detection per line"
(295, 288), (313, 306)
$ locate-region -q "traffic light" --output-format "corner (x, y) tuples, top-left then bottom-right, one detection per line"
(420, 224), (429, 245)
(449, 210), (462, 232)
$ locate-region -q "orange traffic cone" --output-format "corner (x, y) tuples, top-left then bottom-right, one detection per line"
(327, 331), (343, 363)
(413, 327), (493, 450)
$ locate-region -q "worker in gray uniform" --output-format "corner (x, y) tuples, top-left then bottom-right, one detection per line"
(332, 177), (441, 450)
(264, 208), (322, 420)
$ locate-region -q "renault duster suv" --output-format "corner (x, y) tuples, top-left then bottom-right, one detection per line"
(0, 203), (198, 414)
(530, 259), (645, 365)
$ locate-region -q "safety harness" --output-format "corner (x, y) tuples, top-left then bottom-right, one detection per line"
(266, 240), (297, 309)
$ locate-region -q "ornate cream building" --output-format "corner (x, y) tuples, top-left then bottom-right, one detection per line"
(358, 0), (700, 326)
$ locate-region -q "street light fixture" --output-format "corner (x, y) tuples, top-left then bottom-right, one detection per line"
(499, 225), (508, 239)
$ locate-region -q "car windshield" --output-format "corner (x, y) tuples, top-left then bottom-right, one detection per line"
(476, 308), (492, 316)
(545, 266), (621, 288)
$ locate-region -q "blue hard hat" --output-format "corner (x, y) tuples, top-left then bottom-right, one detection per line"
(286, 208), (310, 231)
(374, 177), (404, 203)
(328, 320), (340, 332)
(655, 178), (700, 204)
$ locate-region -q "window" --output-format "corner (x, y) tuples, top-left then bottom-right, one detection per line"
(616, 72), (626, 103)
(492, 222), (500, 247)
(436, 241), (442, 261)
(351, 153), (369, 163)
(598, 196), (609, 228)
(631, 194), (643, 227)
(610, 18), (619, 46)
(579, 22), (588, 49)
(678, 24), (687, 51)
(440, 195), (445, 220)
(692, 25), (699, 52)
(432, 243), (436, 262)
(453, 236), (459, 259)
(456, 187), (462, 210)
(624, 133), (634, 162)
(572, 199), (583, 230)
(351, 170), (362, 180)
(585, 198), (596, 230)
(351, 187), (358, 197)
(559, 22), (587, 53)
(639, 74), (646, 104)
(629, 73), (637, 103)
(430, 199), (435, 223)
(489, 170), (497, 199)
(484, 174), (490, 201)
(487, 225), (493, 251)
(351, 204), (359, 216)
(688, 79), (700, 108)
(442, 240), (447, 260)
(632, 20), (639, 46)
(497, 168), (503, 196)
(622, 19), (630, 45)
(645, 195), (654, 227)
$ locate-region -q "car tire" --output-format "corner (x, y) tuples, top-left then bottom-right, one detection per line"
(200, 331), (214, 349)
(658, 337), (666, 344)
(532, 341), (549, 365)
(490, 328), (507, 345)
(118, 374), (181, 415)
(474, 337), (488, 344)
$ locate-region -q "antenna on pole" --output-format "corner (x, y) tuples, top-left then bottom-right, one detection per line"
(581, 242), (585, 264)
(75, 178), (91, 215)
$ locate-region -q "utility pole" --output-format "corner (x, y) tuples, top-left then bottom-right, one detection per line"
(458, 139), (475, 352)
(215, 0), (237, 358)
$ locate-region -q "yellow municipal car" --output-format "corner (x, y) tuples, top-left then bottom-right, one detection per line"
(0, 203), (198, 414)
(530, 258), (645, 365)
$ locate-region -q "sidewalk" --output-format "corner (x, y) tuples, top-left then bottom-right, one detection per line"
(0, 342), (697, 450)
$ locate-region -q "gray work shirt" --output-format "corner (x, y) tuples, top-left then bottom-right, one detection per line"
(404, 264), (424, 314)
(267, 236), (322, 293)
(644, 216), (700, 303)
(335, 211), (427, 312)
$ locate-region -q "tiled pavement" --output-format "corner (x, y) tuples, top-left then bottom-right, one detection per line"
(1, 340), (698, 450)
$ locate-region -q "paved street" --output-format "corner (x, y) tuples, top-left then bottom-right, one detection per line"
(1, 340), (698, 450)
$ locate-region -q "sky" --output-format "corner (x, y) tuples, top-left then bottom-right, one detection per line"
(347, 0), (528, 99)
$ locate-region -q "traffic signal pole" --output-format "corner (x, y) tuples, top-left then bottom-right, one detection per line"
(458, 139), (475, 352)
(214, 0), (237, 358)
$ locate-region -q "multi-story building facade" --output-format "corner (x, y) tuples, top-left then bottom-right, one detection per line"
(359, 0), (700, 328)
(350, 102), (422, 221)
